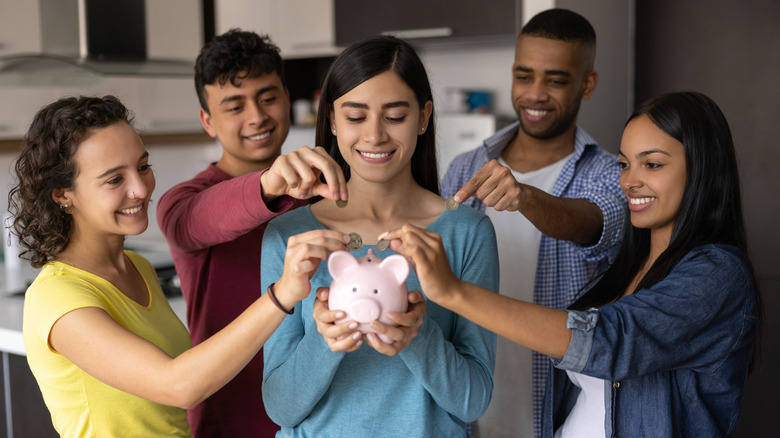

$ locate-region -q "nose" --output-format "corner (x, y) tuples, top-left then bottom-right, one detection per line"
(526, 79), (550, 102)
(247, 101), (268, 126)
(619, 166), (641, 193)
(361, 116), (388, 146)
(349, 298), (381, 323)
(128, 172), (154, 200)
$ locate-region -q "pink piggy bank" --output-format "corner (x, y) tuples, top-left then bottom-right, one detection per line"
(328, 249), (409, 344)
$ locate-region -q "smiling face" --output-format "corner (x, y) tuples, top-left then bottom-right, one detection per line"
(619, 115), (687, 245)
(199, 72), (291, 176)
(58, 122), (155, 240)
(511, 36), (597, 140)
(329, 70), (432, 187)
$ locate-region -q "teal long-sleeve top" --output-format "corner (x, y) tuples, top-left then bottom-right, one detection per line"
(261, 205), (499, 437)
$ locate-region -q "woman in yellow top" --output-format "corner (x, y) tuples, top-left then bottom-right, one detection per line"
(14, 95), (350, 437)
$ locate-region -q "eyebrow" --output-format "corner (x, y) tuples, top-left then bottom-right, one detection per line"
(219, 85), (280, 105)
(618, 149), (673, 158)
(515, 65), (571, 77)
(339, 101), (411, 110)
(96, 151), (149, 179)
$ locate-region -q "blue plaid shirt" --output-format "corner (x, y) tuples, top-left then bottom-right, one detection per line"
(441, 121), (626, 438)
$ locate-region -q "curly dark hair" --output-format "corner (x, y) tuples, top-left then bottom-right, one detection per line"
(194, 29), (285, 114)
(8, 95), (134, 268)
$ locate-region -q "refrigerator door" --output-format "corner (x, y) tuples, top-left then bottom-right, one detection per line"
(436, 113), (496, 181)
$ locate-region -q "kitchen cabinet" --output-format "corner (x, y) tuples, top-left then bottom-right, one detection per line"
(0, 0), (204, 140)
(1, 352), (58, 438)
(215, 0), (340, 59)
(334, 0), (519, 46)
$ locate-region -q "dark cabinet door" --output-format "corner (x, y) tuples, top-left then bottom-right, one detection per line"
(1, 353), (6, 438)
(7, 353), (58, 438)
(335, 0), (518, 46)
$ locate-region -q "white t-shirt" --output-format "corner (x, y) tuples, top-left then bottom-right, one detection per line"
(553, 370), (607, 438)
(477, 154), (572, 438)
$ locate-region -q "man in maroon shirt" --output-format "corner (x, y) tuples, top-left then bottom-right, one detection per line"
(157, 30), (346, 437)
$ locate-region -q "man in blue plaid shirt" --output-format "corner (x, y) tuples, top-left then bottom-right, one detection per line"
(440, 9), (626, 438)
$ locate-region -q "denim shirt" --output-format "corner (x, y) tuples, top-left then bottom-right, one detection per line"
(542, 244), (758, 437)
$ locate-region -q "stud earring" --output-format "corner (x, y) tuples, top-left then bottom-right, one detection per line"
(332, 129), (336, 134)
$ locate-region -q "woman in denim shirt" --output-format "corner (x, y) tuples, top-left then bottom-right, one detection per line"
(380, 91), (762, 437)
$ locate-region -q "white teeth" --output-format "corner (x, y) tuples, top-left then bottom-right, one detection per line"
(120, 206), (142, 214)
(247, 132), (270, 140)
(526, 109), (548, 117)
(629, 197), (655, 205)
(360, 151), (391, 159)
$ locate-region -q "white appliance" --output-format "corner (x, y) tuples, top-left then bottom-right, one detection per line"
(436, 113), (496, 181)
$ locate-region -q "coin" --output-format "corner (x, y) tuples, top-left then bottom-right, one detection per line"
(336, 199), (348, 208)
(445, 196), (459, 211)
(376, 239), (390, 252)
(347, 232), (363, 250)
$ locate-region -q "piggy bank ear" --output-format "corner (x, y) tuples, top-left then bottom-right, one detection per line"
(379, 255), (410, 284)
(328, 250), (359, 277)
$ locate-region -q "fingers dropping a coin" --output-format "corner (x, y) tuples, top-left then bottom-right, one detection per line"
(445, 196), (459, 211)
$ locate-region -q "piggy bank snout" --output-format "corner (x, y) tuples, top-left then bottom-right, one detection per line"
(349, 297), (381, 323)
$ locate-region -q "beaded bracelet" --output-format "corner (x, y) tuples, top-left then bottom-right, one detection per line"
(267, 283), (294, 315)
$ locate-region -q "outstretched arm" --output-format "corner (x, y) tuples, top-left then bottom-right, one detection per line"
(454, 159), (603, 245)
(157, 146), (347, 251)
(47, 230), (350, 410)
(380, 224), (572, 359)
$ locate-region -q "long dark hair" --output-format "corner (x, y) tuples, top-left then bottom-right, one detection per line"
(314, 35), (439, 194)
(8, 95), (133, 268)
(569, 91), (762, 365)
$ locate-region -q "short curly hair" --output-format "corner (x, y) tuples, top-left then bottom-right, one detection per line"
(8, 95), (133, 268)
(194, 29), (285, 114)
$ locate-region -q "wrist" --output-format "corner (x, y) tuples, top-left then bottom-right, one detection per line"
(273, 278), (303, 310)
(259, 171), (282, 203)
(267, 282), (295, 315)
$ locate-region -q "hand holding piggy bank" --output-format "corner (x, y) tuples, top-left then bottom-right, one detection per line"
(328, 249), (410, 344)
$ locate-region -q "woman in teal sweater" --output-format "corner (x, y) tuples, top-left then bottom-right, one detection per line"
(260, 35), (499, 437)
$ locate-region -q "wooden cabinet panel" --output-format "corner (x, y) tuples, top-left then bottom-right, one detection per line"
(7, 353), (57, 438)
(334, 0), (519, 46)
(1, 353), (6, 438)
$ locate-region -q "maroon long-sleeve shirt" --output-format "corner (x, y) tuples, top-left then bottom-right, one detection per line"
(157, 164), (305, 438)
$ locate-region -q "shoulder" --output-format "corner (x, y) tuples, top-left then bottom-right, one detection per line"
(678, 244), (750, 277)
(159, 164), (228, 198)
(444, 146), (488, 180)
(25, 266), (108, 328)
(266, 205), (316, 235)
(432, 206), (495, 240)
(661, 244), (755, 307)
(575, 144), (619, 171)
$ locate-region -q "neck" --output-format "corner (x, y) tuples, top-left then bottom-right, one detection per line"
(502, 124), (577, 173)
(59, 229), (128, 272)
(345, 173), (424, 220)
(215, 154), (278, 177)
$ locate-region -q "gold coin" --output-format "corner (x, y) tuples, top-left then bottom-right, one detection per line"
(336, 199), (348, 208)
(347, 232), (363, 250)
(376, 239), (390, 252)
(445, 196), (459, 211)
